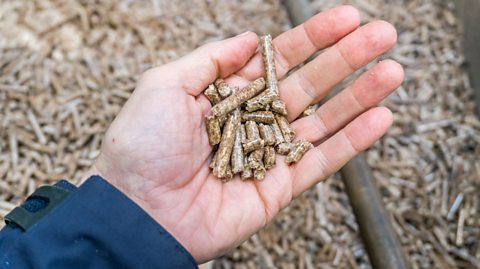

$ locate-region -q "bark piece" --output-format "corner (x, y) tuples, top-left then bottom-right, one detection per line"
(213, 109), (241, 178)
(241, 111), (275, 124)
(271, 100), (287, 116)
(258, 123), (276, 146)
(211, 78), (265, 117)
(204, 84), (221, 105)
(264, 146), (276, 169)
(275, 114), (295, 143)
(231, 125), (244, 174)
(206, 115), (221, 145)
(243, 138), (264, 153)
(285, 139), (313, 164)
(270, 121), (285, 145)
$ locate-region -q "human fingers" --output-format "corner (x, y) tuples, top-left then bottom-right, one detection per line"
(280, 21), (397, 121)
(291, 59), (403, 143)
(236, 5), (360, 80)
(140, 32), (259, 96)
(290, 107), (393, 197)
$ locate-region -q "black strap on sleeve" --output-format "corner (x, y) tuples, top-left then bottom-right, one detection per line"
(5, 185), (70, 231)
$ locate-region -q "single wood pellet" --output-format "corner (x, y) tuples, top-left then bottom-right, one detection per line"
(260, 34), (279, 97)
(274, 114), (295, 143)
(258, 123), (276, 146)
(214, 78), (235, 98)
(206, 115), (221, 145)
(285, 139), (313, 164)
(225, 163), (233, 180)
(239, 124), (247, 143)
(270, 121), (285, 145)
(242, 111), (275, 124)
(248, 147), (264, 170)
(204, 84), (222, 105)
(264, 146), (276, 169)
(213, 109), (240, 178)
(210, 150), (218, 169)
(211, 77), (265, 117)
(243, 138), (265, 153)
(245, 90), (277, 112)
(245, 120), (261, 140)
(241, 156), (253, 180)
(231, 126), (244, 174)
(253, 166), (266, 180)
(271, 100), (288, 115)
(276, 142), (293, 155)
(205, 34), (312, 181)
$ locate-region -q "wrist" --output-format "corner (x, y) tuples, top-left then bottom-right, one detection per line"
(84, 158), (153, 223)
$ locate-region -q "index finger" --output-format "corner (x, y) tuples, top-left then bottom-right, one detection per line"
(236, 5), (361, 80)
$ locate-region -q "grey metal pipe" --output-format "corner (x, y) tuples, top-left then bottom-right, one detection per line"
(281, 1), (409, 268)
(341, 154), (409, 269)
(283, 0), (314, 26)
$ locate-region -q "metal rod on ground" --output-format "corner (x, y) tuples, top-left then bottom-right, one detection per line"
(282, 1), (409, 268)
(341, 154), (409, 269)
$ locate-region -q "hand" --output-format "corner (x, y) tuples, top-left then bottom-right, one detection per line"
(88, 5), (403, 263)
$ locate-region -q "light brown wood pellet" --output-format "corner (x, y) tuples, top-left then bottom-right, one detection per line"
(205, 35), (311, 181)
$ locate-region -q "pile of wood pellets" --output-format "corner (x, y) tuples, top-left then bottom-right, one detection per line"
(205, 35), (312, 181)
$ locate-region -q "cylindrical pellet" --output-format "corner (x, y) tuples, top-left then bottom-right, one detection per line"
(301, 104), (318, 117)
(245, 90), (277, 112)
(254, 166), (266, 180)
(243, 138), (264, 153)
(214, 78), (235, 98)
(204, 84), (221, 105)
(211, 78), (265, 117)
(241, 156), (253, 180)
(213, 109), (241, 178)
(218, 115), (228, 128)
(206, 115), (221, 145)
(261, 34), (279, 97)
(209, 150), (218, 169)
(245, 121), (260, 140)
(264, 146), (276, 169)
(221, 163), (233, 182)
(285, 139), (313, 164)
(270, 122), (285, 145)
(241, 111), (275, 124)
(276, 142), (293, 155)
(274, 114), (295, 143)
(240, 124), (247, 143)
(248, 147), (264, 170)
(231, 126), (244, 174)
(271, 100), (287, 116)
(258, 123), (276, 146)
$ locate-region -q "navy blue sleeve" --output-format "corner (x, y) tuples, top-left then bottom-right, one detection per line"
(0, 176), (198, 269)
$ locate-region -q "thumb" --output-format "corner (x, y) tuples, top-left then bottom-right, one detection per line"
(168, 32), (259, 96)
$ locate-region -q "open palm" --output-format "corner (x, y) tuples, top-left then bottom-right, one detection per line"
(89, 6), (403, 263)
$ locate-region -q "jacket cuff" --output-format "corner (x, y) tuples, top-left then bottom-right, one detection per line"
(0, 175), (198, 269)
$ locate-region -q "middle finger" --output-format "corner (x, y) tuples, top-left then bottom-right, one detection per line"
(279, 20), (397, 121)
